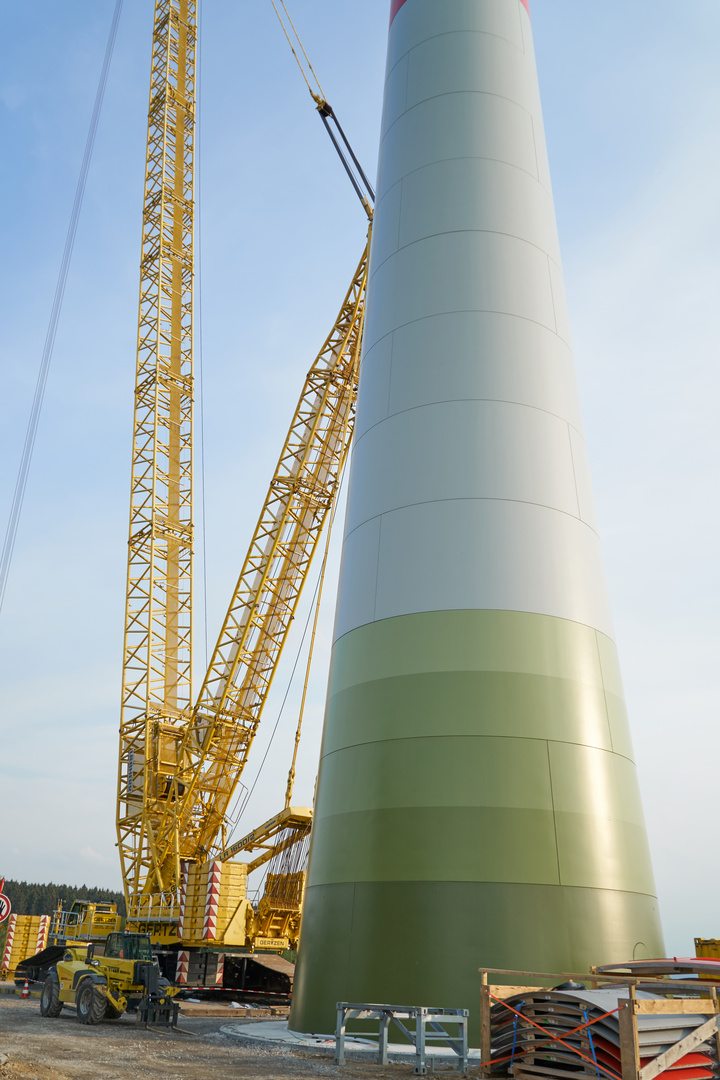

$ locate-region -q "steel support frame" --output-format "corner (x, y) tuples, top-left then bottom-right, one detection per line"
(335, 1002), (469, 1075)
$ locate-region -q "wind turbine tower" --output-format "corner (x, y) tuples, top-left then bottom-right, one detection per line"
(291, 0), (664, 1039)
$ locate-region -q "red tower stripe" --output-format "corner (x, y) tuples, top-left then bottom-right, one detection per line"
(389, 0), (407, 24)
(391, 0), (529, 26)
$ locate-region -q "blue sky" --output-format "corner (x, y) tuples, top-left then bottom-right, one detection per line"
(0, 0), (718, 958)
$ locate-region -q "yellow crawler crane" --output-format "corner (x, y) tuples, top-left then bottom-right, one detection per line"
(116, 0), (372, 988)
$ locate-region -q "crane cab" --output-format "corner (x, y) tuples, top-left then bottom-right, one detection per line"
(49, 899), (121, 946)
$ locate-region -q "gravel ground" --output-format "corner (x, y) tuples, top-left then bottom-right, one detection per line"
(0, 997), (426, 1080)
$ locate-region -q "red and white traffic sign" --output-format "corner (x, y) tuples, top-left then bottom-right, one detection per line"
(0, 878), (11, 923)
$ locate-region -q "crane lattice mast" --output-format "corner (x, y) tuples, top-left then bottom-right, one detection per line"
(117, 0), (196, 902)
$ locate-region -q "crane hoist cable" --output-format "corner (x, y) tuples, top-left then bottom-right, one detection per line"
(214, 0), (375, 841)
(269, 0), (327, 99)
(269, 0), (375, 218)
(197, 0), (210, 671)
(191, 1), (374, 855)
(184, 447), (346, 844)
(229, 508), (331, 833)
(313, 96), (375, 218)
(221, 438), (350, 854)
(0, 0), (124, 614)
(283, 444), (349, 809)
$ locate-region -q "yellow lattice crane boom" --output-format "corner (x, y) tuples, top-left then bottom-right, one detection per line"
(117, 0), (196, 905)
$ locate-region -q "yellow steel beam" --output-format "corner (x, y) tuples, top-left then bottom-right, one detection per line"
(216, 806), (313, 864)
(246, 826), (311, 875)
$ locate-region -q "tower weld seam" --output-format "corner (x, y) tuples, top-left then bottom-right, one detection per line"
(567, 422), (582, 520)
(594, 629), (616, 754)
(546, 740), (563, 886)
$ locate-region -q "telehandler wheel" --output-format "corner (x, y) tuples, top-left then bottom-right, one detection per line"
(40, 972), (62, 1018)
(104, 1002), (123, 1021)
(75, 978), (107, 1025)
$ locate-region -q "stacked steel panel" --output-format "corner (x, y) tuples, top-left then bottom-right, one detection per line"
(290, 0), (663, 1042)
(490, 990), (720, 1080)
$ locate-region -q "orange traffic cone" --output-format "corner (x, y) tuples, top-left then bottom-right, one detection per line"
(21, 979), (29, 999)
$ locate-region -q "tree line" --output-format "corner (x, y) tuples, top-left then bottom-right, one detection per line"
(1, 879), (125, 918)
(2, 879), (126, 918)
(0, 880), (127, 961)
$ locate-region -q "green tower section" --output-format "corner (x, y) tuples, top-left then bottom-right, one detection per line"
(291, 611), (662, 1039)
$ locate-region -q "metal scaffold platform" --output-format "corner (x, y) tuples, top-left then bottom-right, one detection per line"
(335, 1002), (469, 1075)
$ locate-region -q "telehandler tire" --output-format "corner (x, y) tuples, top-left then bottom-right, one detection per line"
(40, 972), (62, 1018)
(104, 1001), (123, 1020)
(75, 978), (107, 1025)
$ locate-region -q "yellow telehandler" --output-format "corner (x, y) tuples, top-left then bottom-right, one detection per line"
(39, 931), (178, 1027)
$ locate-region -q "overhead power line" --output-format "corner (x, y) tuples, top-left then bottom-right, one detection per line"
(0, 0), (124, 613)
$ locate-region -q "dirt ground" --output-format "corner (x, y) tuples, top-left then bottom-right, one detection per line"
(0, 996), (427, 1080)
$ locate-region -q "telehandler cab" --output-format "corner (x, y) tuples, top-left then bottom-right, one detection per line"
(39, 931), (179, 1027)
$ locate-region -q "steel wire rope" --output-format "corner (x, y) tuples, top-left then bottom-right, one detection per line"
(196, 0), (209, 671)
(0, 0), (124, 614)
(158, 473), (328, 867)
(277, 0), (326, 98)
(216, 535), (328, 832)
(193, 353), (360, 843)
(181, 460), (342, 861)
(185, 1), (366, 859)
(283, 451), (341, 808)
(181, 419), (352, 872)
(267, 0), (374, 215)
(228, 451), (351, 840)
(252, 822), (311, 918)
(268, 0), (324, 98)
(194, 506), (327, 827)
